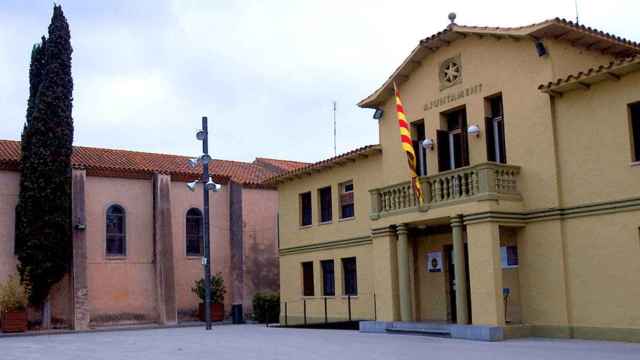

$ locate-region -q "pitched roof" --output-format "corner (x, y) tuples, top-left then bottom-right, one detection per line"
(358, 18), (640, 108)
(538, 55), (640, 94)
(0, 139), (307, 187)
(264, 145), (382, 185)
(254, 157), (309, 173)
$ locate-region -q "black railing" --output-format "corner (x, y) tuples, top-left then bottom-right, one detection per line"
(274, 293), (376, 329)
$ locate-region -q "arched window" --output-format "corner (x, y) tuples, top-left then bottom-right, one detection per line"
(106, 204), (126, 256)
(186, 208), (203, 256)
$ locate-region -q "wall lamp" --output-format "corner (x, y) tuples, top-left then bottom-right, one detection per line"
(373, 108), (384, 120)
(468, 124), (481, 137)
(422, 138), (434, 150)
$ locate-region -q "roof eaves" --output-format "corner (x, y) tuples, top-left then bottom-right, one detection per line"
(538, 55), (640, 94)
(264, 145), (382, 186)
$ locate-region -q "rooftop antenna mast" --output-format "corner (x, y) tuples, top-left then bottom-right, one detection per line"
(574, 0), (580, 24)
(333, 101), (337, 156)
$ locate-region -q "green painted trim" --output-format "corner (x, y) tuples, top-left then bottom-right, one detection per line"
(279, 235), (372, 256)
(463, 196), (640, 225)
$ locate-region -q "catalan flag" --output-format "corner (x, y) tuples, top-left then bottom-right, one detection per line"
(394, 82), (424, 205)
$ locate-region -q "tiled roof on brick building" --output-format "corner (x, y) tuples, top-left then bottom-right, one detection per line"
(0, 139), (307, 187)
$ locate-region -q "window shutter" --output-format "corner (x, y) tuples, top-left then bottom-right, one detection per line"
(497, 118), (507, 163)
(437, 130), (450, 172)
(485, 117), (496, 162)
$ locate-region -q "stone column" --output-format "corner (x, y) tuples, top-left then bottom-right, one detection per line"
(451, 214), (469, 324)
(229, 181), (244, 322)
(71, 169), (90, 330)
(467, 221), (505, 326)
(153, 173), (177, 325)
(396, 224), (412, 322)
(371, 226), (399, 321)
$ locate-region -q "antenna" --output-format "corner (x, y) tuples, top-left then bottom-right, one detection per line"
(333, 101), (337, 156)
(574, 0), (580, 24)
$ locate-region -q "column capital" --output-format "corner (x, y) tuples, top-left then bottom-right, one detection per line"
(396, 223), (409, 236)
(450, 214), (464, 227)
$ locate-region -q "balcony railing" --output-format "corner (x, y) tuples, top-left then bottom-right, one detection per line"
(369, 162), (521, 219)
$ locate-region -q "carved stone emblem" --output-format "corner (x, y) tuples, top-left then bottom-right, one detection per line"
(439, 55), (462, 90)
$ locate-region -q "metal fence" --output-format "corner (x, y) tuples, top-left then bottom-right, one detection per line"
(275, 293), (377, 328)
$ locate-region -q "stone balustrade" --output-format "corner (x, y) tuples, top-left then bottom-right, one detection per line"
(369, 162), (521, 219)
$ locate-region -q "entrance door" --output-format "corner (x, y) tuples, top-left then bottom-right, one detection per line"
(444, 244), (471, 323)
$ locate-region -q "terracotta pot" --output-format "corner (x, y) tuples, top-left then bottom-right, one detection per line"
(198, 303), (224, 322)
(1, 310), (28, 333)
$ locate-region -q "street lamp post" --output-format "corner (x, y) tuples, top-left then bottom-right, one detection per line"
(187, 116), (221, 330)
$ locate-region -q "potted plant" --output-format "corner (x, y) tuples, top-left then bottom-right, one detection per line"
(0, 275), (29, 333)
(192, 273), (226, 322)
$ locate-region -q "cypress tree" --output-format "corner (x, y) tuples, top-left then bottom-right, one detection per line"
(16, 5), (74, 308)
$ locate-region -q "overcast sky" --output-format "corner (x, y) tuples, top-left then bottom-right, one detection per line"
(0, 0), (638, 163)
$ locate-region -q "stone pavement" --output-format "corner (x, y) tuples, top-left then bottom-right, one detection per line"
(1, 324), (639, 360)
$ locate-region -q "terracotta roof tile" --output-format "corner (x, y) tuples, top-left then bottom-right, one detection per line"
(265, 144), (382, 185)
(538, 55), (640, 93)
(0, 139), (306, 187)
(254, 157), (309, 172)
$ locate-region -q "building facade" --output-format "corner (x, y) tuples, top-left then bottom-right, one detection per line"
(271, 18), (640, 342)
(0, 140), (305, 328)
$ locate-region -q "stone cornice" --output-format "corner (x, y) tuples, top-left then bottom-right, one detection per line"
(279, 235), (372, 256)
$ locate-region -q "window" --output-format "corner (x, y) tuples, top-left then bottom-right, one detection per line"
(106, 204), (126, 256)
(411, 120), (428, 176)
(500, 246), (519, 269)
(321, 260), (335, 296)
(300, 192), (312, 226)
(342, 257), (357, 296)
(630, 102), (640, 162)
(486, 95), (507, 163)
(318, 186), (332, 223)
(302, 261), (314, 296)
(339, 181), (354, 219)
(186, 208), (203, 256)
(437, 108), (469, 171)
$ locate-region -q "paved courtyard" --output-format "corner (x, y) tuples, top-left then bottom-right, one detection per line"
(1, 325), (640, 360)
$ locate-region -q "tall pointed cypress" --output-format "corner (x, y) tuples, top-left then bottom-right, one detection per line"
(16, 5), (74, 306)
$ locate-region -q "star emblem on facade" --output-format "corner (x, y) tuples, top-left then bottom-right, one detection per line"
(443, 62), (460, 83)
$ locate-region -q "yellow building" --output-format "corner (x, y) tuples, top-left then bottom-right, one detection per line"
(267, 17), (640, 342)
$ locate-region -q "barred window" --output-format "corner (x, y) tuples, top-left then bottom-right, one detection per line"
(186, 208), (204, 256)
(106, 204), (126, 256)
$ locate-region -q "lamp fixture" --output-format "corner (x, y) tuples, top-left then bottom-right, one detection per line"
(188, 157), (200, 168)
(373, 108), (384, 120)
(196, 130), (206, 141)
(468, 124), (481, 137)
(186, 180), (198, 192)
(422, 138), (434, 150)
(206, 177), (222, 192)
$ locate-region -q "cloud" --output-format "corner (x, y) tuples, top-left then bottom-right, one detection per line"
(1, 0), (639, 162)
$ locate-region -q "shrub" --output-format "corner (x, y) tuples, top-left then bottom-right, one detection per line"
(0, 275), (30, 313)
(252, 292), (280, 324)
(191, 273), (226, 304)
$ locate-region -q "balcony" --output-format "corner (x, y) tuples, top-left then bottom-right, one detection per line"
(369, 162), (521, 219)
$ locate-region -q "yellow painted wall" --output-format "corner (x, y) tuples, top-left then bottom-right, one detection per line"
(279, 244), (374, 325)
(278, 153), (382, 250)
(554, 71), (640, 206)
(563, 211), (640, 329)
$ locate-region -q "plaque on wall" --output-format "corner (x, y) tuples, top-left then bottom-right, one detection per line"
(427, 251), (443, 272)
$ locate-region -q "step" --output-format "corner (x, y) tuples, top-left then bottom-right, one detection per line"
(386, 327), (451, 336)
